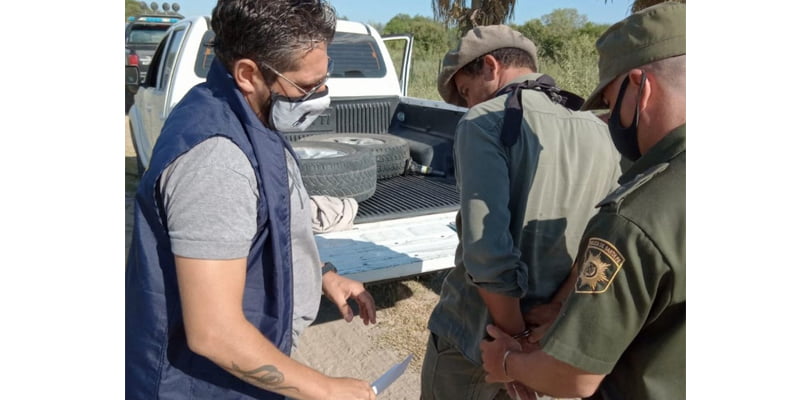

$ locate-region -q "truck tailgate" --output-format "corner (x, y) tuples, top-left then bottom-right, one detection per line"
(315, 211), (458, 283)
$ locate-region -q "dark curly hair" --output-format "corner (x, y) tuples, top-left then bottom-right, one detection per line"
(211, 0), (336, 82)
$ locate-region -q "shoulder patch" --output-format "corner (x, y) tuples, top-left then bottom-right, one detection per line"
(575, 238), (625, 294)
(596, 162), (669, 208)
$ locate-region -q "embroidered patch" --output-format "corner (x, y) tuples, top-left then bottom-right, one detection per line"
(575, 238), (625, 294)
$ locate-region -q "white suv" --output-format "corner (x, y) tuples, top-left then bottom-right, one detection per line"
(126, 16), (413, 170)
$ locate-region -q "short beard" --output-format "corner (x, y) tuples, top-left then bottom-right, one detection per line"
(258, 95), (273, 128)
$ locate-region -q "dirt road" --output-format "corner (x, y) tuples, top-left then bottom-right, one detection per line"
(124, 116), (443, 399)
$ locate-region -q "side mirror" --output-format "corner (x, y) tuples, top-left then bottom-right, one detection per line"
(126, 65), (141, 94)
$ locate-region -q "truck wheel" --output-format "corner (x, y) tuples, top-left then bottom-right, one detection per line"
(300, 133), (410, 180)
(128, 119), (146, 175)
(125, 89), (134, 114)
(292, 141), (377, 203)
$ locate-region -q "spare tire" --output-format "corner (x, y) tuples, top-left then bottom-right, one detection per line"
(292, 141), (377, 203)
(283, 132), (311, 142)
(300, 133), (410, 180)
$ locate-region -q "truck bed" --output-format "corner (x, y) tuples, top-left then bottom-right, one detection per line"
(315, 210), (458, 283)
(354, 175), (459, 224)
(305, 96), (465, 282)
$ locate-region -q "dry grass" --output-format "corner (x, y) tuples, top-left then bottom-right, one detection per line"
(365, 272), (446, 372)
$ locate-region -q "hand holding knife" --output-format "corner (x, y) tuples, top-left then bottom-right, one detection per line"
(371, 354), (413, 395)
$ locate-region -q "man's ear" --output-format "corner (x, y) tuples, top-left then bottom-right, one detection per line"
(482, 54), (501, 81)
(231, 59), (263, 96)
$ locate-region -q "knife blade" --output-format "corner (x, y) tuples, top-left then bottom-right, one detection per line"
(371, 353), (413, 395)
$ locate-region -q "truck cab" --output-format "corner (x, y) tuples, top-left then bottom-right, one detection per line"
(125, 14), (183, 82)
(125, 14), (183, 112)
(126, 16), (467, 283)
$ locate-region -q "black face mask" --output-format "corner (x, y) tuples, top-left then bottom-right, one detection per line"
(607, 71), (647, 161)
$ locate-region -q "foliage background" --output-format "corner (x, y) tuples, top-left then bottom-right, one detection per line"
(125, 0), (610, 103)
(126, 0), (145, 17)
(381, 9), (610, 102)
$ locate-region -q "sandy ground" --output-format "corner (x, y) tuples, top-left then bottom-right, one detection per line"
(125, 116), (444, 399)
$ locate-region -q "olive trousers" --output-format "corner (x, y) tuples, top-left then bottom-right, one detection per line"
(420, 332), (572, 400)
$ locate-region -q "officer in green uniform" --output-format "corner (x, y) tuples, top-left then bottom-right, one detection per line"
(479, 3), (686, 399)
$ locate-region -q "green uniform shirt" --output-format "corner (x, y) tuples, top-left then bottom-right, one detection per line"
(541, 125), (686, 400)
(428, 73), (622, 364)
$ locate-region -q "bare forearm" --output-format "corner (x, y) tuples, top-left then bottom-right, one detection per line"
(176, 256), (339, 400)
(190, 318), (329, 400)
(505, 350), (603, 398)
(477, 287), (525, 335)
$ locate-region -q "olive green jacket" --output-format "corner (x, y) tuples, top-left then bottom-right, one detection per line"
(427, 73), (622, 364)
(541, 125), (686, 400)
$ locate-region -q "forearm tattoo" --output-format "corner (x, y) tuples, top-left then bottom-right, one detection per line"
(232, 362), (298, 392)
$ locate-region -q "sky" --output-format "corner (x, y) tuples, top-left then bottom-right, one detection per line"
(178, 0), (634, 25)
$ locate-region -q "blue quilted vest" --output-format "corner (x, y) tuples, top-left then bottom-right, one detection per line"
(126, 59), (294, 399)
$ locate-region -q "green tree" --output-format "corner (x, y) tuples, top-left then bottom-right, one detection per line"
(578, 22), (609, 38)
(384, 14), (450, 56)
(431, 0), (684, 37)
(511, 9), (611, 98)
(536, 33), (601, 99)
(540, 8), (587, 36)
(516, 9), (607, 62)
(126, 0), (145, 18)
(603, 0), (685, 14)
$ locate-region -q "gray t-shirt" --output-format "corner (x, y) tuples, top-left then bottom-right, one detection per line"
(159, 136), (322, 345)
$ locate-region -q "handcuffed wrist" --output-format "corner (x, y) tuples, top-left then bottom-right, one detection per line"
(511, 327), (532, 340)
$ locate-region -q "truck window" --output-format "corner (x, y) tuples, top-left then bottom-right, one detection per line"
(141, 38), (165, 88)
(158, 27), (187, 90)
(328, 32), (387, 78)
(194, 30), (217, 78)
(192, 30), (387, 79)
(127, 25), (171, 45)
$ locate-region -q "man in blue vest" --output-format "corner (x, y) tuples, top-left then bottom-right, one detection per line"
(126, 1), (377, 399)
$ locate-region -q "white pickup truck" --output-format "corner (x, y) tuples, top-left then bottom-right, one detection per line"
(125, 16), (467, 283)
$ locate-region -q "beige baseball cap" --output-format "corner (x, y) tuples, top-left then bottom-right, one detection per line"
(582, 2), (686, 111)
(437, 25), (539, 107)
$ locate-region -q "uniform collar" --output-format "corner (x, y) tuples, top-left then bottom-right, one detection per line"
(497, 72), (545, 94)
(620, 124), (686, 184)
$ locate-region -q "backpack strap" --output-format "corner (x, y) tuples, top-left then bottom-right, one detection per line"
(496, 75), (585, 147)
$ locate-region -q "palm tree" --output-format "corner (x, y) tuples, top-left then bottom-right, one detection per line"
(432, 0), (517, 36)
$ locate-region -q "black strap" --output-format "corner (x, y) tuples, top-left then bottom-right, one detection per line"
(496, 75), (585, 146)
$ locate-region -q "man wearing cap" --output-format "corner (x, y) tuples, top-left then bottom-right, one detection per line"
(479, 3), (686, 399)
(421, 24), (622, 399)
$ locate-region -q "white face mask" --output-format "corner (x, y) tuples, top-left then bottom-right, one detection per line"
(268, 88), (331, 132)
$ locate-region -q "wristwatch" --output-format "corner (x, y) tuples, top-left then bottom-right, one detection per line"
(321, 261), (338, 275)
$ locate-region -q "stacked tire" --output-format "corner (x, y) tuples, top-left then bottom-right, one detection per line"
(299, 133), (410, 180)
(292, 141), (377, 203)
(292, 133), (411, 203)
